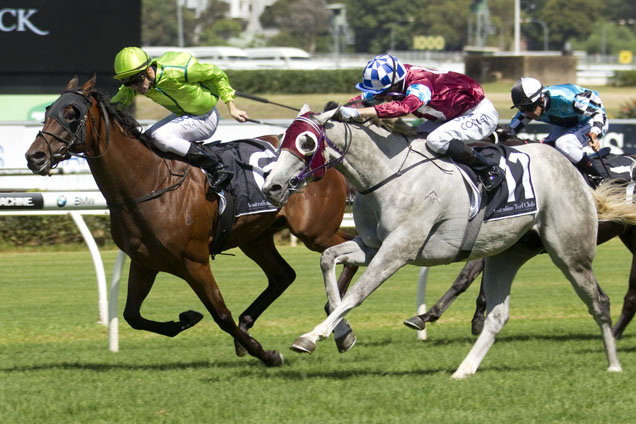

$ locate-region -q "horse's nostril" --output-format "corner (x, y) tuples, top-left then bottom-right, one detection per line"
(269, 184), (282, 193)
(32, 151), (45, 161)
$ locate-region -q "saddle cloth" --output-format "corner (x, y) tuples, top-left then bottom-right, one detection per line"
(457, 144), (538, 222)
(589, 147), (635, 182)
(201, 138), (279, 217)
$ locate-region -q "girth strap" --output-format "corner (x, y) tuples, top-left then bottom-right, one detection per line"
(454, 178), (486, 262)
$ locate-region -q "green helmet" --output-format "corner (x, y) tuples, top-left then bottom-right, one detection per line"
(113, 47), (151, 80)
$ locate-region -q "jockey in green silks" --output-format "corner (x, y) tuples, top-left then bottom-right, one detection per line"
(111, 46), (249, 191)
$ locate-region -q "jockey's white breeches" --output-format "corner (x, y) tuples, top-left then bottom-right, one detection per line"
(544, 120), (608, 164)
(417, 98), (499, 154)
(145, 107), (220, 156)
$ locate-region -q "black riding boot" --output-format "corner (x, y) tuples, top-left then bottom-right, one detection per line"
(445, 139), (504, 191)
(575, 155), (604, 187)
(185, 144), (233, 191)
(575, 156), (602, 177)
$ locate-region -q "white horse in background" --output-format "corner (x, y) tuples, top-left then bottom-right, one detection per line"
(263, 106), (635, 378)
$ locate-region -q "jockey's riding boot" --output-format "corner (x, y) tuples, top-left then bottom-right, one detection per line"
(575, 155), (604, 187)
(575, 156), (602, 177)
(185, 143), (233, 191)
(446, 139), (504, 191)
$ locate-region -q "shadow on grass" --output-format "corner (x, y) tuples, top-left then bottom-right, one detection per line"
(406, 331), (605, 346)
(0, 359), (253, 373)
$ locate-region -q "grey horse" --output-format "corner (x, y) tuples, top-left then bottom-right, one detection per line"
(263, 106), (635, 378)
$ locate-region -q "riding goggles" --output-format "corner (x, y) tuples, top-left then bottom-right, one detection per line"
(122, 71), (146, 87)
(518, 99), (540, 113)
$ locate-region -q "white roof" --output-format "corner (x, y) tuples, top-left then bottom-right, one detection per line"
(187, 46), (249, 59)
(244, 47), (311, 60)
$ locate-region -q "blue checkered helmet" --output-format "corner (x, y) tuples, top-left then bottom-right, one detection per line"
(355, 54), (407, 94)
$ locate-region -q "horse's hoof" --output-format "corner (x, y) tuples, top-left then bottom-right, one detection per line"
(234, 340), (248, 357)
(471, 316), (485, 336)
(179, 310), (203, 330)
(264, 350), (284, 367)
(290, 337), (316, 354)
(612, 325), (624, 340)
(608, 365), (623, 373)
(335, 330), (357, 353)
(403, 316), (426, 331)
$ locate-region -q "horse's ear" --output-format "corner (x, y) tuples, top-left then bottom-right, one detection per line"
(298, 103), (311, 117)
(315, 108), (338, 125)
(80, 74), (96, 94)
(65, 76), (79, 91)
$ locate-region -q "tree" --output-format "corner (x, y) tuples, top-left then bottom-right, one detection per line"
(142, 0), (196, 46)
(414, 0), (473, 51)
(260, 0), (331, 53)
(345, 0), (419, 53)
(540, 0), (605, 48)
(196, 0), (242, 45)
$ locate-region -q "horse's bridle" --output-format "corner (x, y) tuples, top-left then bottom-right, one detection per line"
(36, 88), (190, 208)
(283, 114), (349, 189)
(38, 89), (111, 170)
(284, 113), (440, 195)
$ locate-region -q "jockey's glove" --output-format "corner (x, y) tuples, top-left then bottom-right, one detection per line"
(337, 107), (360, 120)
(497, 126), (516, 142)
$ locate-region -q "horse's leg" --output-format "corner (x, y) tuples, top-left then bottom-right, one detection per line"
(403, 258), (485, 331)
(326, 264), (360, 352)
(544, 240), (622, 373)
(471, 279), (487, 335)
(317, 240), (370, 353)
(613, 228), (636, 338)
(184, 259), (283, 367)
(292, 224), (360, 351)
(292, 237), (410, 354)
(123, 260), (203, 337)
(233, 236), (296, 357)
(452, 249), (534, 379)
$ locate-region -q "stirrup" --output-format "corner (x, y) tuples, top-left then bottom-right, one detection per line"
(209, 168), (233, 191)
(481, 166), (504, 191)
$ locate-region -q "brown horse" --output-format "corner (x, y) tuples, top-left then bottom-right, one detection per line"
(25, 76), (357, 367)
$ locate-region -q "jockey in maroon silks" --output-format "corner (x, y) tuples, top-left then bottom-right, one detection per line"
(338, 54), (503, 191)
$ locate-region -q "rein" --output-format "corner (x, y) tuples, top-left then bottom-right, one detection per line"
(107, 165), (191, 208)
(293, 116), (437, 195)
(41, 89), (190, 207)
(358, 146), (436, 195)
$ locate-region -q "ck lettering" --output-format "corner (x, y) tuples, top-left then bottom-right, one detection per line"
(0, 9), (50, 35)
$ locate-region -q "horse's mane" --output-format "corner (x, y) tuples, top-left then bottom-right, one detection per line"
(90, 90), (153, 147)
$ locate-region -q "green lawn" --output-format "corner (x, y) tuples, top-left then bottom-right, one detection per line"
(2, 242), (635, 423)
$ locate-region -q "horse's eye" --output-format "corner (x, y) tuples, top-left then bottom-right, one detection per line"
(64, 106), (79, 121)
(295, 131), (318, 156)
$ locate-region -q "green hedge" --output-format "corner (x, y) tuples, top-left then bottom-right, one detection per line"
(0, 215), (116, 250)
(610, 70), (636, 87)
(0, 214), (295, 251)
(226, 69), (361, 94)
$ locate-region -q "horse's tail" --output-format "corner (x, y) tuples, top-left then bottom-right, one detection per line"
(592, 180), (636, 225)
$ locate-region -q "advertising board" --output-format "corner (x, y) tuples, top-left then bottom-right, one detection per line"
(0, 1), (141, 95)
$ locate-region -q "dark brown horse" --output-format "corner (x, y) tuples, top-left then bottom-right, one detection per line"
(405, 142), (636, 339)
(25, 76), (357, 366)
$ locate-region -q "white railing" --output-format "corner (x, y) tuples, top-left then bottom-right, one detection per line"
(0, 190), (124, 352)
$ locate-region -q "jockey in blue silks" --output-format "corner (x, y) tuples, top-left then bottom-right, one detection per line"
(506, 77), (608, 177)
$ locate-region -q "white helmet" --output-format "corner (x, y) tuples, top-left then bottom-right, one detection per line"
(355, 54), (407, 94)
(511, 77), (544, 109)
